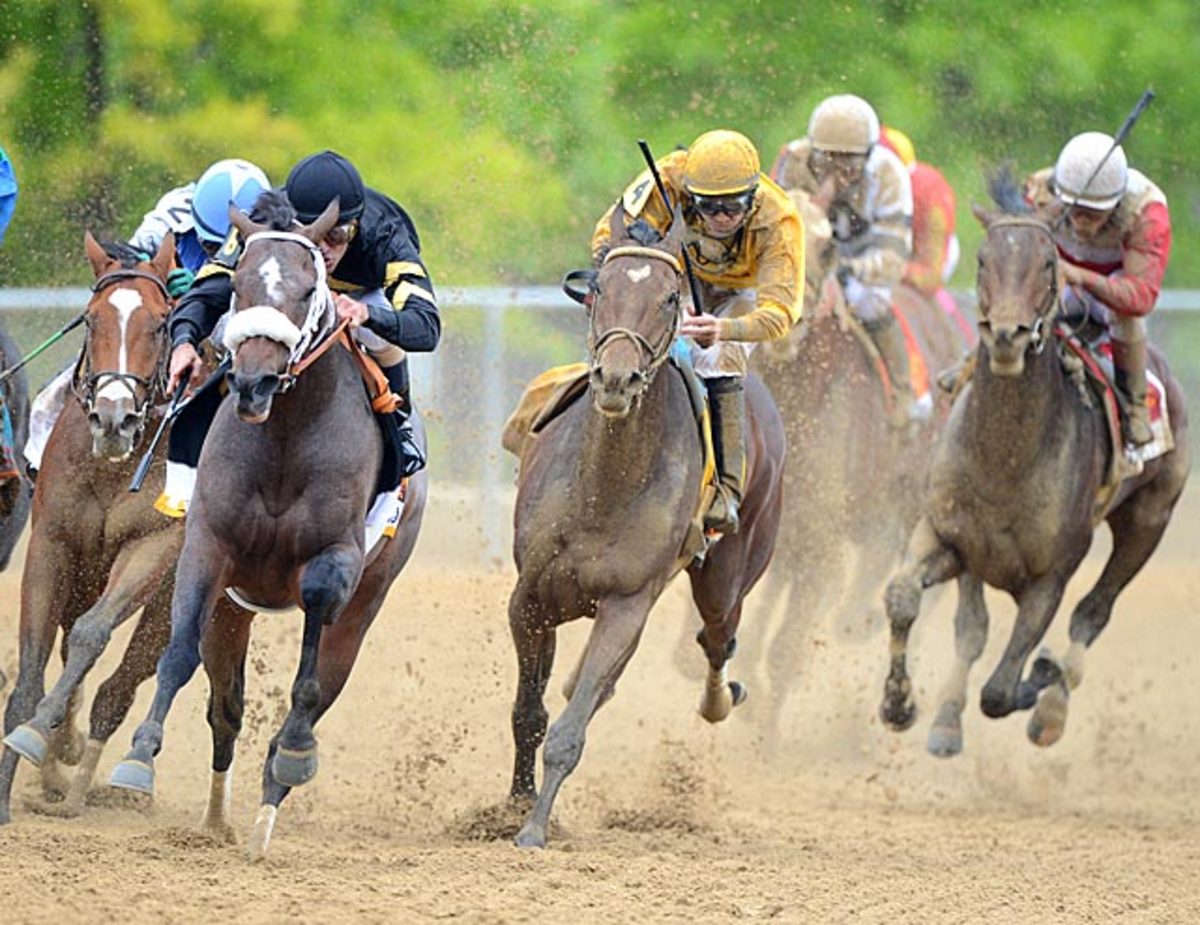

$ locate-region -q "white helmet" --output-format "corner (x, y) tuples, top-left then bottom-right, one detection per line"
(1053, 132), (1127, 211)
(808, 94), (880, 154)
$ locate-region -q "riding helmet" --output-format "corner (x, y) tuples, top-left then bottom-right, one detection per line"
(284, 150), (366, 224)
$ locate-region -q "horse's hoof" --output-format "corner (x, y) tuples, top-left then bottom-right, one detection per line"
(880, 698), (917, 732)
(4, 725), (49, 767)
(729, 681), (747, 707)
(246, 805), (278, 863)
(979, 686), (1014, 719)
(926, 702), (963, 757)
(1027, 684), (1069, 748)
(271, 746), (318, 788)
(699, 684), (734, 723)
(514, 822), (546, 849)
(108, 759), (156, 795)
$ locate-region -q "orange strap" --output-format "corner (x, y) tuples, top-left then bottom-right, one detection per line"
(286, 319), (400, 414)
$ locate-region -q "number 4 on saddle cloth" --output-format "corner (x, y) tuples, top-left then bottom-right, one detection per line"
(156, 342), (425, 553)
(503, 343), (719, 561)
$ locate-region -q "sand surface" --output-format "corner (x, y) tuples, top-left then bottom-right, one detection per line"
(1, 486), (1198, 924)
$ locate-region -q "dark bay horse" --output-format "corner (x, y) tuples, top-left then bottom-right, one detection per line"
(1, 233), (191, 822)
(879, 189), (1189, 756)
(109, 193), (427, 860)
(508, 209), (785, 848)
(749, 189), (966, 732)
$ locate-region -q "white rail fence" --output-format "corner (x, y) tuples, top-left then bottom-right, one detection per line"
(1, 286), (1197, 563)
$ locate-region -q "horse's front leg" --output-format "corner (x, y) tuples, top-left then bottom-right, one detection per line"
(516, 589), (652, 849)
(927, 573), (988, 757)
(269, 542), (363, 790)
(979, 574), (1066, 719)
(508, 582), (557, 804)
(109, 531), (227, 796)
(7, 533), (179, 775)
(880, 516), (961, 731)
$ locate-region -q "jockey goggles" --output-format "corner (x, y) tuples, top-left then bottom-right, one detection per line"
(323, 221), (358, 246)
(692, 189), (755, 218)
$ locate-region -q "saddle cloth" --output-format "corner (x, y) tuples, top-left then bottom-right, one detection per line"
(1057, 326), (1173, 522)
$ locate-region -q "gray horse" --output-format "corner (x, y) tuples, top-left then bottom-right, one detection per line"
(879, 183), (1189, 755)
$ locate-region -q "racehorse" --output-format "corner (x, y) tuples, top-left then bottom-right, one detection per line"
(109, 192), (427, 860)
(1, 233), (193, 822)
(748, 188), (966, 734)
(507, 208), (785, 848)
(879, 176), (1189, 755)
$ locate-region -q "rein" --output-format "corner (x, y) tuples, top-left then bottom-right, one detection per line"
(587, 246), (683, 380)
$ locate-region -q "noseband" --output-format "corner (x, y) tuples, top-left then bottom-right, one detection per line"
(982, 216), (1061, 355)
(587, 245), (683, 381)
(222, 231), (336, 392)
(75, 268), (172, 423)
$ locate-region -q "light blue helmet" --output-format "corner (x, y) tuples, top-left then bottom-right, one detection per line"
(191, 158), (271, 244)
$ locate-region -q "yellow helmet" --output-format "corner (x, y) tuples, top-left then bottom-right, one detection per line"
(682, 129), (761, 196)
(880, 125), (916, 169)
(808, 94), (880, 154)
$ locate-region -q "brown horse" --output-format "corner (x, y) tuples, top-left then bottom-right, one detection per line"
(109, 192), (427, 860)
(0, 233), (191, 822)
(508, 209), (785, 848)
(879, 185), (1190, 756)
(749, 189), (967, 733)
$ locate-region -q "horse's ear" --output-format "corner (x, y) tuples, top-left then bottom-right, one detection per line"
(301, 197), (340, 244)
(663, 203), (686, 253)
(84, 231), (110, 278)
(229, 202), (260, 239)
(150, 231), (176, 281)
(971, 202), (998, 230)
(608, 202), (628, 246)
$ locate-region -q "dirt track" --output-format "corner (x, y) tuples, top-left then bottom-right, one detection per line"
(1, 487), (1199, 924)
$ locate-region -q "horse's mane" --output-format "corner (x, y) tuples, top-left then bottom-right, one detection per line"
(987, 163), (1033, 217)
(249, 188), (296, 231)
(102, 241), (149, 268)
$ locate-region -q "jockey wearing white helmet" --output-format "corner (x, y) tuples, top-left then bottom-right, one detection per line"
(1025, 131), (1171, 446)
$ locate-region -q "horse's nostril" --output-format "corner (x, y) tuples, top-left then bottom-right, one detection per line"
(120, 413), (141, 434)
(87, 412), (102, 429)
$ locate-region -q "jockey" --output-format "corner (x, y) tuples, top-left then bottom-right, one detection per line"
(0, 144), (16, 245)
(164, 150), (437, 511)
(1025, 131), (1170, 447)
(22, 157), (270, 479)
(878, 126), (961, 297)
(592, 129), (804, 534)
(129, 158), (271, 296)
(772, 94), (921, 428)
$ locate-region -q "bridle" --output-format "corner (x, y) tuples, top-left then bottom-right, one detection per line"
(74, 268), (172, 426)
(222, 230), (336, 392)
(587, 245), (683, 383)
(980, 216), (1061, 355)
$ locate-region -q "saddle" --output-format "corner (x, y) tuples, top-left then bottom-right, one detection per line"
(1055, 324), (1174, 522)
(502, 353), (717, 563)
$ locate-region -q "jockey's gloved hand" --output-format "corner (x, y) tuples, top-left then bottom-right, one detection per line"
(167, 268), (195, 299)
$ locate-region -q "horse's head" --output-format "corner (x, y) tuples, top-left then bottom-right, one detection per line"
(80, 231), (174, 461)
(223, 190), (339, 423)
(584, 207), (684, 418)
(971, 169), (1060, 376)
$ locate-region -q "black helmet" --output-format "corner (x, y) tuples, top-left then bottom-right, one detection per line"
(284, 150), (366, 224)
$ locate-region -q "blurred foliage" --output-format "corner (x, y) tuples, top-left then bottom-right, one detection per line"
(1, 0), (1198, 289)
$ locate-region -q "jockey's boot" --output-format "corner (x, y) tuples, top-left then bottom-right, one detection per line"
(1112, 336), (1153, 446)
(382, 360), (427, 476)
(866, 313), (923, 429)
(704, 376), (745, 535)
